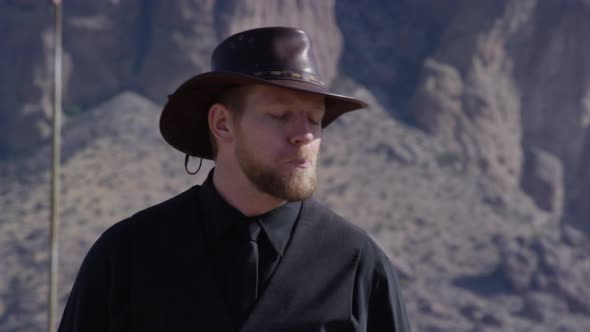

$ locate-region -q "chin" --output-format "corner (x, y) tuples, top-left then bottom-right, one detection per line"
(280, 170), (317, 200)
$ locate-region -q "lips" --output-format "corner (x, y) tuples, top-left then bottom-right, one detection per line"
(285, 149), (316, 168)
(288, 158), (312, 168)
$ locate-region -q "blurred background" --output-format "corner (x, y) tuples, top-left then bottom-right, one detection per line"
(1, 0), (590, 331)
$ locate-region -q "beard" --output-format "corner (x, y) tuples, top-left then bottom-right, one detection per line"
(234, 138), (318, 201)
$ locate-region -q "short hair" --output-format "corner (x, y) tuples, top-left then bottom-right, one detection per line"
(208, 84), (255, 159)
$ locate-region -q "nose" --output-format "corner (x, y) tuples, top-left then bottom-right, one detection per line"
(288, 116), (317, 147)
(290, 131), (314, 147)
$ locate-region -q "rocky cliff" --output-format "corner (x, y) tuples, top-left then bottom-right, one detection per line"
(408, 0), (590, 234)
(0, 0), (341, 157)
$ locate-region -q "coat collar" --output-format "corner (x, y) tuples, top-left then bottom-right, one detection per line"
(199, 169), (301, 256)
(161, 185), (343, 332)
(239, 198), (318, 331)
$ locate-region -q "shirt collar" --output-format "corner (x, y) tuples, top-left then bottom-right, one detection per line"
(199, 169), (301, 256)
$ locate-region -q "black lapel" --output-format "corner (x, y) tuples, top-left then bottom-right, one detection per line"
(178, 186), (235, 331)
(131, 186), (235, 331)
(239, 199), (362, 332)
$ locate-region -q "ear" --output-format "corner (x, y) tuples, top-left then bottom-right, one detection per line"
(208, 103), (234, 145)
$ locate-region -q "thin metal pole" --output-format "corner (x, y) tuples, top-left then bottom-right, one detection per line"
(49, 1), (63, 332)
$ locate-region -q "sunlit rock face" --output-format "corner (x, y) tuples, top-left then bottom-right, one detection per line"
(0, 0), (341, 157)
(404, 0), (590, 231)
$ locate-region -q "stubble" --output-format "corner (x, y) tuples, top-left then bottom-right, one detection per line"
(235, 139), (318, 201)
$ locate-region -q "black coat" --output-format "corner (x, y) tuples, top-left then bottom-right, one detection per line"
(59, 185), (411, 331)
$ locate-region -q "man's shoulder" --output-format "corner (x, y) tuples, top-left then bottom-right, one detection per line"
(303, 198), (370, 242)
(132, 185), (201, 221)
(304, 197), (359, 225)
(305, 198), (395, 267)
(99, 185), (202, 243)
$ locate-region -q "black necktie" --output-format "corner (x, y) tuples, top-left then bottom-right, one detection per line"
(236, 220), (261, 324)
(246, 220), (261, 301)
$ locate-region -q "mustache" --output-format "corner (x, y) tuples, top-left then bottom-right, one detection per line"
(288, 149), (317, 160)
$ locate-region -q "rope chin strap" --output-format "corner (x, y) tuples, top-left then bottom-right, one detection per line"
(184, 154), (203, 175)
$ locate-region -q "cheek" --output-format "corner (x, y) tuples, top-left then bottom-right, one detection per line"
(238, 120), (275, 147)
(310, 137), (322, 152)
(248, 131), (281, 158)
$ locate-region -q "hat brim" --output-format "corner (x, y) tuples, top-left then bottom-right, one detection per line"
(160, 71), (368, 160)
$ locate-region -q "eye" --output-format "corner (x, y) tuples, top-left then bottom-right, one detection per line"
(308, 116), (321, 126)
(269, 112), (287, 120)
(309, 111), (324, 126)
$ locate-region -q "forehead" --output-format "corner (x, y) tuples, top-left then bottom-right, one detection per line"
(245, 84), (325, 109)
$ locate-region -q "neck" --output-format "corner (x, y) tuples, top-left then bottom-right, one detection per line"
(212, 162), (286, 217)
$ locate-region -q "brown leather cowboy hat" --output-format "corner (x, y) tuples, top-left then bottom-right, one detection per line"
(160, 27), (368, 160)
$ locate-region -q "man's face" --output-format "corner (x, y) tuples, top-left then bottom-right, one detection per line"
(231, 84), (325, 201)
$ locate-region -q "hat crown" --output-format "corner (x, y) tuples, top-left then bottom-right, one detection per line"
(160, 27), (367, 160)
(211, 27), (324, 86)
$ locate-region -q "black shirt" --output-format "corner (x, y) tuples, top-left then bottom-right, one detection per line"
(199, 170), (301, 328)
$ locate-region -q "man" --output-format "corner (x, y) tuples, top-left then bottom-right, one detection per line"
(59, 27), (411, 331)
